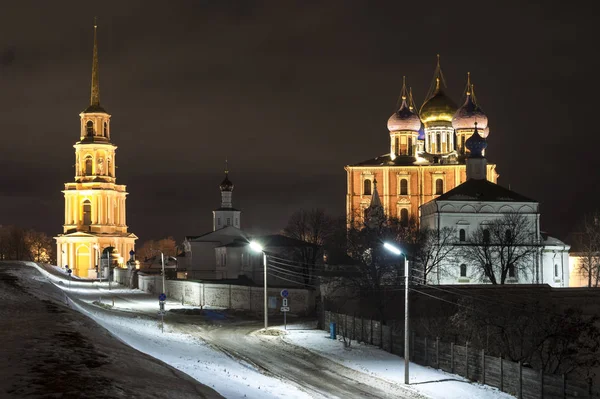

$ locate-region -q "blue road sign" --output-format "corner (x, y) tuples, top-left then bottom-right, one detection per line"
(280, 289), (289, 298)
(159, 293), (167, 301)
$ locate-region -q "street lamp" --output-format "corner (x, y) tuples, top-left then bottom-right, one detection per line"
(384, 242), (410, 385)
(93, 244), (101, 283)
(155, 250), (167, 297)
(249, 241), (268, 330)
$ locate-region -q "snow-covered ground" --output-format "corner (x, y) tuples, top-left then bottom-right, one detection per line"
(14, 262), (514, 399)
(279, 327), (514, 399)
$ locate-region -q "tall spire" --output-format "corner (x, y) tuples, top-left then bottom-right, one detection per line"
(424, 54), (447, 102)
(90, 17), (100, 107)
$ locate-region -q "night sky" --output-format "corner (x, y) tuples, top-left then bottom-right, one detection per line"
(0, 1), (592, 244)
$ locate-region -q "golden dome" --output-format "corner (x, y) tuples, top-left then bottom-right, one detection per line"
(419, 79), (457, 124)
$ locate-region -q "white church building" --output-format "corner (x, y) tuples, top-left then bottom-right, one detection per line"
(419, 125), (569, 287)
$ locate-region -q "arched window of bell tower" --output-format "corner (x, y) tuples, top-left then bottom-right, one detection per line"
(85, 156), (93, 175)
(104, 122), (108, 137)
(86, 121), (94, 136)
(82, 200), (92, 226)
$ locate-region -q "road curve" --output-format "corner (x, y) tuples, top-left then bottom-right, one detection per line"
(176, 320), (424, 399)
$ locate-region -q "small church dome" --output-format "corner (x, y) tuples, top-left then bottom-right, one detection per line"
(220, 173), (233, 192)
(465, 123), (487, 157)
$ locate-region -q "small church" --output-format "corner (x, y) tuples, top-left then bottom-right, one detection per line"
(179, 167), (317, 284)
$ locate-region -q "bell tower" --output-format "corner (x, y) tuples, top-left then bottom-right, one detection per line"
(55, 20), (137, 278)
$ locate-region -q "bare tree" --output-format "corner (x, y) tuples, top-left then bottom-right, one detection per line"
(414, 226), (457, 284)
(136, 237), (177, 262)
(282, 208), (334, 284)
(460, 213), (539, 284)
(451, 298), (600, 378)
(574, 212), (600, 287)
(25, 230), (53, 263)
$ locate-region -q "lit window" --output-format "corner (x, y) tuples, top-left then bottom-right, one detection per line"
(400, 179), (408, 195)
(460, 264), (467, 277)
(363, 179), (372, 195)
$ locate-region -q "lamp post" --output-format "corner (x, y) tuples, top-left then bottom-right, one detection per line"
(384, 242), (410, 385)
(93, 244), (101, 283)
(249, 241), (268, 330)
(160, 251), (166, 296)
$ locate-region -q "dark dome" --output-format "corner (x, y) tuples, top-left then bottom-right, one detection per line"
(388, 99), (421, 132)
(419, 89), (458, 124)
(452, 94), (488, 131)
(465, 124), (487, 157)
(220, 173), (233, 191)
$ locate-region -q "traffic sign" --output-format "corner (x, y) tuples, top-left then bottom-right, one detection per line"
(158, 293), (167, 301)
(280, 289), (289, 298)
(280, 306), (290, 312)
(282, 298), (288, 307)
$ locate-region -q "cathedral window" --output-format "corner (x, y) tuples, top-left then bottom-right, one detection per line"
(459, 229), (466, 242)
(483, 229), (490, 243)
(460, 264), (467, 277)
(82, 200), (92, 226)
(505, 230), (512, 241)
(103, 122), (108, 137)
(400, 208), (409, 226)
(86, 120), (94, 136)
(85, 156), (93, 175)
(435, 178), (443, 195)
(408, 137), (413, 156)
(395, 137), (399, 156)
(400, 179), (408, 195)
(363, 179), (372, 195)
(436, 133), (441, 153)
(508, 264), (515, 278)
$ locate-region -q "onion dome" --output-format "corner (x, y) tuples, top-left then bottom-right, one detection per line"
(452, 75), (488, 131)
(388, 77), (421, 132)
(220, 170), (233, 192)
(419, 78), (457, 123)
(465, 122), (487, 157)
(387, 100), (421, 131)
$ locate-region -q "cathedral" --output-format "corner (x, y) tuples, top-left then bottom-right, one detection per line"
(345, 57), (498, 226)
(55, 23), (137, 278)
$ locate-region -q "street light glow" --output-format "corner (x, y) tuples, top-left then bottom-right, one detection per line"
(249, 241), (264, 253)
(383, 242), (402, 255)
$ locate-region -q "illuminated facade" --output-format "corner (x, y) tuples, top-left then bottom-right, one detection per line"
(55, 23), (137, 278)
(345, 57), (497, 226)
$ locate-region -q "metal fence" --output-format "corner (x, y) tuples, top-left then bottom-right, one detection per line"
(324, 311), (599, 399)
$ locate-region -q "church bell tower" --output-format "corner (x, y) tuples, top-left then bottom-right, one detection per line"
(55, 21), (137, 278)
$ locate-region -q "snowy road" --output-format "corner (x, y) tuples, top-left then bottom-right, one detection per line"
(13, 262), (513, 399)
(179, 320), (424, 399)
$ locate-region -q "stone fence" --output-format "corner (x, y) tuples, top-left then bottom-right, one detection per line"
(113, 268), (315, 315)
(324, 311), (599, 399)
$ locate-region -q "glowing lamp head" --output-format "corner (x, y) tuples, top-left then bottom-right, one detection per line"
(383, 242), (402, 255)
(249, 241), (264, 253)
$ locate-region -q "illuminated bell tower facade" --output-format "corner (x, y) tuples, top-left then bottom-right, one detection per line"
(55, 22), (137, 278)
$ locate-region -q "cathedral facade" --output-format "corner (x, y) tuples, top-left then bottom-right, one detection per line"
(345, 59), (498, 226)
(55, 23), (137, 278)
